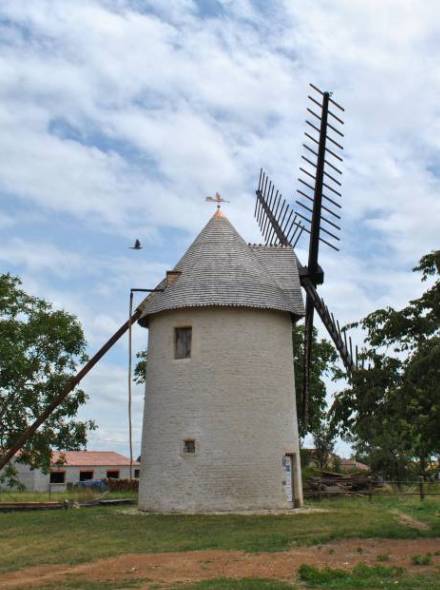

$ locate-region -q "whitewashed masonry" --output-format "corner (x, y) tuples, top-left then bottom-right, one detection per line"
(138, 211), (304, 512)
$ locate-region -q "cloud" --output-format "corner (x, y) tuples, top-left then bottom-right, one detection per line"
(1, 0), (439, 454)
(0, 212), (14, 228)
(0, 238), (84, 276)
(79, 361), (145, 455)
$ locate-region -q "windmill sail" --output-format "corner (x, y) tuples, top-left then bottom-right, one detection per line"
(295, 83), (344, 260)
(254, 171), (355, 371)
(255, 169), (304, 247)
(297, 85), (345, 425)
(254, 84), (355, 429)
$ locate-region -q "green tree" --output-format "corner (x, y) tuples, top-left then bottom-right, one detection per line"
(312, 420), (337, 470)
(293, 324), (338, 437)
(134, 349), (147, 385)
(332, 251), (440, 479)
(0, 274), (95, 486)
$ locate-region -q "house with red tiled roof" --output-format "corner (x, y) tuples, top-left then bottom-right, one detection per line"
(3, 451), (140, 492)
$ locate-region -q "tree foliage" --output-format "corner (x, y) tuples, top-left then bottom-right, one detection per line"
(312, 420), (337, 470)
(134, 349), (148, 385)
(293, 324), (338, 438)
(0, 274), (95, 484)
(332, 251), (440, 478)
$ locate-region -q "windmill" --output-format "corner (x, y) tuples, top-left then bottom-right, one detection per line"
(0, 83), (358, 474)
(254, 83), (357, 427)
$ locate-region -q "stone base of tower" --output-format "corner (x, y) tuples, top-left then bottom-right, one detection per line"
(138, 457), (304, 513)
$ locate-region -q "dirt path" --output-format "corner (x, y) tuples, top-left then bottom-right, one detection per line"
(392, 509), (431, 530)
(2, 538), (440, 589)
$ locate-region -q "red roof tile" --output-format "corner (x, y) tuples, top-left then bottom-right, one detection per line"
(51, 451), (139, 467)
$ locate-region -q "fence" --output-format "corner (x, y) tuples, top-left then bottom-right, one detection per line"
(304, 476), (440, 502)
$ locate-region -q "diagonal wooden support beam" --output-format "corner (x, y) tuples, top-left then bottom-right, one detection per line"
(0, 309), (142, 471)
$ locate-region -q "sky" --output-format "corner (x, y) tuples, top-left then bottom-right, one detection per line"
(1, 0), (439, 459)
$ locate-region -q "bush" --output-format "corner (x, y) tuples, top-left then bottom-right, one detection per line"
(411, 554), (432, 566)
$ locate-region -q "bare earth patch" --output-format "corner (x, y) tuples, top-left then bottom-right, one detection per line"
(115, 507), (331, 516)
(391, 509), (431, 530)
(1, 538), (440, 590)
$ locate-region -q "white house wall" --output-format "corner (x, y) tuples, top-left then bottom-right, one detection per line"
(0, 461), (49, 492)
(1, 462), (136, 492)
(49, 465), (135, 490)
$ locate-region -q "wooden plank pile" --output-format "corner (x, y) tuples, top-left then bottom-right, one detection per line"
(306, 471), (383, 497)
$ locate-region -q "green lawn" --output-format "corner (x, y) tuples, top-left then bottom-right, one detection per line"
(1, 496), (439, 576)
(296, 563), (440, 589)
(184, 572), (440, 590)
(32, 570), (440, 590)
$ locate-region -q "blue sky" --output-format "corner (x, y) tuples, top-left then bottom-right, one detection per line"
(1, 0), (439, 458)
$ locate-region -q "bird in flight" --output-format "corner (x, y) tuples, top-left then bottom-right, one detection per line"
(129, 239), (143, 250)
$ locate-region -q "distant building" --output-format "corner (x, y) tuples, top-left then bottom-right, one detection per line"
(1, 451), (140, 492)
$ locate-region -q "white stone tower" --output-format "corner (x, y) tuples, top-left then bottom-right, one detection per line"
(138, 209), (305, 512)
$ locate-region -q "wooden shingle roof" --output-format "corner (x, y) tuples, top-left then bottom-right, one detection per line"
(139, 212), (304, 325)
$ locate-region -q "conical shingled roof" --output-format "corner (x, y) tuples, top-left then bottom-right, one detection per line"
(139, 212), (304, 325)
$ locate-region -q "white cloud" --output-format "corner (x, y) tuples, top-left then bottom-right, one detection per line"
(0, 212), (14, 228)
(0, 238), (84, 276)
(1, 0), (439, 452)
(79, 361), (145, 456)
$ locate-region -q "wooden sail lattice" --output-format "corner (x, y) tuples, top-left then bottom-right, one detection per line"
(254, 84), (359, 427)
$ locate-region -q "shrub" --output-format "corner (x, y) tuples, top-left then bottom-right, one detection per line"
(298, 564), (346, 583)
(411, 554), (432, 566)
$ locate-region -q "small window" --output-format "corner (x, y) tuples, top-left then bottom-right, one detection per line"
(79, 471), (94, 481)
(50, 471), (65, 484)
(183, 439), (196, 454)
(106, 470), (120, 479)
(175, 327), (192, 359)
(134, 469), (140, 479)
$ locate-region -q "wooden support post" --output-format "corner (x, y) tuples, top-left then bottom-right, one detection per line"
(368, 476), (373, 502)
(317, 477), (322, 502)
(128, 291), (134, 480)
(419, 476), (425, 501)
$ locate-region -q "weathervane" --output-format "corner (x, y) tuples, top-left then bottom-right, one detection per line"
(206, 192), (229, 212)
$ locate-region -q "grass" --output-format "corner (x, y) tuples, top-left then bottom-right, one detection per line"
(172, 580), (296, 590)
(23, 573), (440, 590)
(297, 563), (440, 589)
(35, 580), (296, 590)
(411, 553), (433, 566)
(1, 496), (439, 576)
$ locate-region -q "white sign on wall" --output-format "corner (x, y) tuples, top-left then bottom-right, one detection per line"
(282, 455), (293, 503)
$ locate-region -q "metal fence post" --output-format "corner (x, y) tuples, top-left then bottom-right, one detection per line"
(368, 476), (373, 502)
(419, 476), (425, 501)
